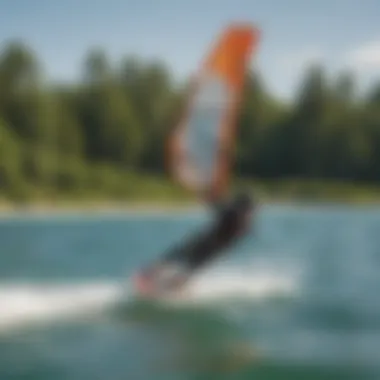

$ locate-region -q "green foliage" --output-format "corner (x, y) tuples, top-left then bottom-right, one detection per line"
(0, 40), (380, 204)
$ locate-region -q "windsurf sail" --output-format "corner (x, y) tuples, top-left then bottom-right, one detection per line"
(168, 23), (260, 202)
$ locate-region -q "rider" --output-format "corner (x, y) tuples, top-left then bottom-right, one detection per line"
(135, 191), (255, 294)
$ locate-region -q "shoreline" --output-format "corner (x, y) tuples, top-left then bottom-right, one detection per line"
(2, 198), (380, 219)
(2, 179), (380, 217)
(0, 200), (203, 218)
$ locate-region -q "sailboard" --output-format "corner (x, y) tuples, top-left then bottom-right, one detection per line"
(133, 23), (260, 299)
(168, 23), (260, 202)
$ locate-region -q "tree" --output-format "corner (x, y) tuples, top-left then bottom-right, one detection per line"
(0, 118), (26, 198)
(79, 50), (143, 167)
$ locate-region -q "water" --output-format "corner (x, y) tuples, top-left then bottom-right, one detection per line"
(0, 204), (379, 379)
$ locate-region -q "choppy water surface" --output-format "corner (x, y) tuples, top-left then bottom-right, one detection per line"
(0, 204), (379, 379)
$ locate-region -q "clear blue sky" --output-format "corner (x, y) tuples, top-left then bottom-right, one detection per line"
(1, 0), (379, 100)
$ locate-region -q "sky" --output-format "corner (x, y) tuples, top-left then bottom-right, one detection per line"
(0, 0), (380, 100)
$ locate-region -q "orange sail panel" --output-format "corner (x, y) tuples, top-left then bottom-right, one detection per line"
(169, 23), (260, 200)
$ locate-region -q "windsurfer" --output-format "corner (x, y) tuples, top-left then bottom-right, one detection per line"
(134, 191), (255, 295)
(132, 24), (260, 297)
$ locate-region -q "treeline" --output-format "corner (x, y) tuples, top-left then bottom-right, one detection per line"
(0, 41), (380, 202)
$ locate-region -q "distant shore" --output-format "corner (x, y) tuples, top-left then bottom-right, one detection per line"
(1, 198), (380, 219)
(0, 200), (200, 217)
(1, 179), (380, 217)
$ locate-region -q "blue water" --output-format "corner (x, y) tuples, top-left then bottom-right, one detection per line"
(0, 205), (379, 379)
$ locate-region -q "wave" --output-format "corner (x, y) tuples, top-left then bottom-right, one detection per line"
(0, 266), (299, 333)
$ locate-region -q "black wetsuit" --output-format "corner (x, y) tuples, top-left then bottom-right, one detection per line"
(160, 194), (253, 273)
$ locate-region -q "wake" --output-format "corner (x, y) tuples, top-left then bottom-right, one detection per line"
(0, 268), (298, 333)
(0, 281), (123, 332)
